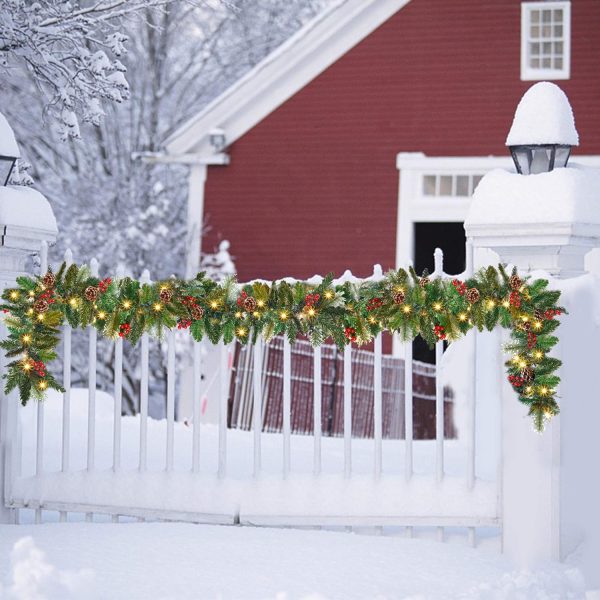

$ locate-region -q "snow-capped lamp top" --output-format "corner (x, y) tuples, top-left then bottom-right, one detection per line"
(506, 82), (579, 146)
(0, 111), (20, 158)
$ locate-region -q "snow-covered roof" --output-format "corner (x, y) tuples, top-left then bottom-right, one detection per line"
(506, 82), (579, 147)
(0, 112), (20, 158)
(466, 164), (600, 227)
(0, 186), (58, 233)
(164, 0), (412, 156)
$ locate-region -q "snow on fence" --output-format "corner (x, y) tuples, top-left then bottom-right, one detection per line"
(3, 244), (498, 543)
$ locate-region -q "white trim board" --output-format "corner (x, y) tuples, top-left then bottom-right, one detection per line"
(164, 0), (412, 156)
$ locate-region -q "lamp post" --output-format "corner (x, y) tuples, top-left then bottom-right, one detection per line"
(506, 81), (579, 175)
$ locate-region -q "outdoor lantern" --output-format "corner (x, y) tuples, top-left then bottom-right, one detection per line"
(209, 128), (226, 152)
(0, 111), (20, 185)
(506, 82), (579, 175)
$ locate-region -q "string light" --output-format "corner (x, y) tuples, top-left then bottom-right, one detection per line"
(253, 311), (260, 318)
(122, 300), (132, 309)
(533, 321), (543, 330)
(279, 311), (288, 320)
(518, 359), (527, 369)
(28, 291), (35, 298)
(502, 300), (510, 308)
(539, 386), (550, 396)
(306, 307), (316, 317)
(37, 314), (44, 322)
(257, 300), (265, 308)
(368, 316), (377, 324)
(21, 334), (31, 345)
(153, 303), (162, 312)
(38, 381), (48, 390)
(402, 305), (411, 314)
(324, 290), (334, 300)
(533, 350), (544, 360)
(98, 311), (106, 320)
(22, 361), (31, 371)
(210, 300), (219, 310)
(69, 297), (79, 308)
(433, 302), (442, 311)
(9, 291), (18, 300)
(486, 299), (496, 309)
(237, 327), (247, 337)
(235, 311), (243, 319)
(525, 386), (533, 395)
(458, 313), (467, 322)
(27, 308), (34, 316)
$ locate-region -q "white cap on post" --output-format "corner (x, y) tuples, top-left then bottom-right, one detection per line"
(465, 83), (600, 278)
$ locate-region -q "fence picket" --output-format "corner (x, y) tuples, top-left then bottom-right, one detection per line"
(192, 341), (202, 473)
(61, 248), (73, 477)
(253, 337), (263, 477)
(283, 336), (291, 477)
(343, 344), (352, 478)
(433, 248), (445, 483)
(166, 328), (175, 471)
(218, 343), (229, 477)
(87, 258), (99, 473)
(313, 346), (322, 475)
(139, 269), (150, 472)
(113, 265), (125, 472)
(374, 332), (383, 477)
(404, 339), (413, 481)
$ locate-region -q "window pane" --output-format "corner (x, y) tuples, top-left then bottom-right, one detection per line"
(554, 57), (563, 69)
(531, 10), (540, 24)
(439, 176), (452, 195)
(542, 57), (552, 68)
(530, 57), (540, 68)
(423, 175), (436, 196)
(542, 24), (552, 37)
(530, 25), (540, 38)
(456, 176), (469, 196)
(530, 42), (540, 56)
(542, 42), (552, 55)
(554, 24), (563, 37)
(542, 10), (552, 23)
(553, 9), (563, 23)
(472, 175), (483, 192)
(554, 41), (563, 55)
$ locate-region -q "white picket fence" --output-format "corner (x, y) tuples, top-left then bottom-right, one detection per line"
(2, 242), (498, 544)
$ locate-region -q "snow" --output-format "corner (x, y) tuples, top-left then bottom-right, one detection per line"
(506, 82), (579, 146)
(0, 524), (587, 600)
(0, 111), (20, 157)
(465, 164), (600, 226)
(0, 186), (58, 232)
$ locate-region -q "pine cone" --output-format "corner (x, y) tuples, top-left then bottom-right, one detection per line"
(84, 286), (99, 302)
(190, 305), (205, 321)
(466, 288), (480, 304)
(534, 309), (544, 321)
(419, 277), (430, 288)
(42, 271), (56, 288)
(159, 288), (173, 303)
(243, 296), (257, 312)
(520, 321), (532, 331)
(521, 367), (535, 383)
(34, 299), (49, 314)
(392, 291), (405, 305)
(509, 275), (523, 291)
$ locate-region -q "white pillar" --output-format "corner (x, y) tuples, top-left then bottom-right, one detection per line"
(186, 164), (207, 279)
(465, 164), (600, 588)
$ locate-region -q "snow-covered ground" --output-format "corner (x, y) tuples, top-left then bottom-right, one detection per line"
(0, 522), (587, 600)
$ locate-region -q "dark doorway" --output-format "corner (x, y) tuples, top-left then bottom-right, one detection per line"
(413, 222), (466, 363)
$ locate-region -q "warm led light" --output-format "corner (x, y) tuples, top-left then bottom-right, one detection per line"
(23, 362), (31, 371)
(122, 300), (132, 309)
(539, 386), (550, 396)
(153, 303), (162, 312)
(394, 286), (404, 294)
(512, 355), (521, 365)
(307, 307), (316, 317)
(9, 291), (18, 300)
(257, 300), (265, 308)
(458, 313), (467, 322)
(368, 316), (376, 324)
(38, 381), (48, 390)
(433, 302), (442, 311)
(279, 311), (288, 320)
(402, 305), (411, 314)
(502, 300), (510, 308)
(37, 314), (44, 322)
(98, 311), (106, 319)
(533, 321), (543, 330)
(160, 286), (168, 292)
(69, 297), (79, 308)
(521, 315), (529, 322)
(210, 300), (219, 309)
(237, 327), (247, 337)
(235, 311), (242, 318)
(486, 299), (495, 309)
(28, 291), (35, 298)
(27, 308), (34, 315)
(533, 350), (544, 360)
(324, 291), (334, 300)
(21, 334), (31, 344)
(253, 311), (260, 318)
(525, 386), (533, 395)
(518, 360), (527, 369)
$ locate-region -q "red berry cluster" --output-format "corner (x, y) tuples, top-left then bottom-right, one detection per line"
(508, 374), (524, 388)
(366, 297), (383, 311)
(2, 309), (9, 314)
(182, 295), (198, 307)
(527, 332), (537, 349)
(344, 327), (357, 342)
(509, 291), (521, 308)
(236, 291), (248, 307)
(32, 360), (46, 378)
(119, 323), (131, 338)
(452, 279), (466, 296)
(98, 278), (112, 294)
(544, 309), (561, 320)
(177, 319), (191, 330)
(305, 293), (320, 307)
(38, 288), (55, 305)
(434, 324), (446, 340)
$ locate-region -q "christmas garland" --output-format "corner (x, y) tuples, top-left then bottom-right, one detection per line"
(0, 263), (564, 431)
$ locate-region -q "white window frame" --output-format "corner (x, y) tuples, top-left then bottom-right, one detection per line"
(521, 1), (571, 81)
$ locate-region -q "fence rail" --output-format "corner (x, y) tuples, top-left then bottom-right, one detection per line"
(3, 244), (498, 545)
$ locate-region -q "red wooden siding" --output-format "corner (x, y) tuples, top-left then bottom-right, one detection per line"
(203, 0), (600, 282)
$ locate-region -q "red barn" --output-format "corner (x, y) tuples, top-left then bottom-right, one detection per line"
(165, 0), (600, 284)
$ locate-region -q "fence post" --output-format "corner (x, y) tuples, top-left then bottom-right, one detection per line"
(465, 161), (600, 588)
(0, 172), (58, 523)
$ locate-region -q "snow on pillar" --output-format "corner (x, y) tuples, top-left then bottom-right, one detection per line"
(0, 112), (58, 523)
(465, 83), (600, 588)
